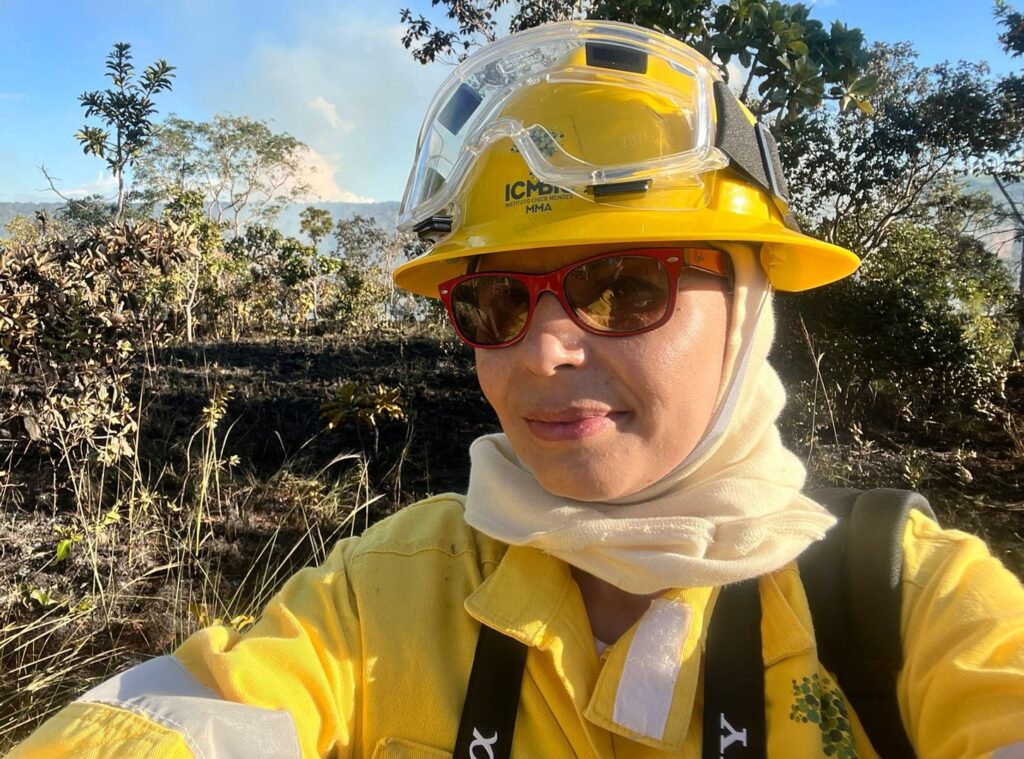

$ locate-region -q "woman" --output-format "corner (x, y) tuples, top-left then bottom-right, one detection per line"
(11, 20), (1024, 759)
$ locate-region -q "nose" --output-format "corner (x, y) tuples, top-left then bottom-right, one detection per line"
(516, 292), (587, 375)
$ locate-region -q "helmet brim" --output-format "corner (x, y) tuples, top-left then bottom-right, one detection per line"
(393, 205), (859, 298)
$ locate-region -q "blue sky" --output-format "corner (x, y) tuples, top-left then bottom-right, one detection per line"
(0, 0), (1017, 204)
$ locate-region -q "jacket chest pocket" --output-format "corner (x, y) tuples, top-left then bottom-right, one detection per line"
(372, 737), (452, 759)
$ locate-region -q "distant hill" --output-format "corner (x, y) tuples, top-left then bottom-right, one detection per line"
(2, 191), (1019, 274)
(0, 202), (63, 231)
(0, 201), (401, 240)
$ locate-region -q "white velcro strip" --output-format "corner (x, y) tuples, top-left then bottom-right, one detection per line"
(78, 655), (301, 759)
(994, 744), (1024, 759)
(612, 598), (693, 740)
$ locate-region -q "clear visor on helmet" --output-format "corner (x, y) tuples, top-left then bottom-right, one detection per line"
(397, 21), (729, 232)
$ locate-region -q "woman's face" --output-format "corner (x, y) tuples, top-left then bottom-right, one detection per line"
(474, 248), (730, 501)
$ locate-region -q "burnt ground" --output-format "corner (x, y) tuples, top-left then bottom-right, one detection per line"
(1, 333), (1021, 748)
(142, 333), (500, 503)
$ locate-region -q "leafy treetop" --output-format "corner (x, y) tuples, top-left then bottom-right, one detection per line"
(76, 42), (175, 222)
(400, 0), (876, 123)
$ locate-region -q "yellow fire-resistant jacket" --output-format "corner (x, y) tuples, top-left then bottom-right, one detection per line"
(9, 495), (1024, 758)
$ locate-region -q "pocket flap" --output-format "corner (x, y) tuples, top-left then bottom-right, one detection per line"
(372, 737), (452, 759)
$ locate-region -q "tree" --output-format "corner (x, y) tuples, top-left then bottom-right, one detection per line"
(400, 0), (585, 62)
(299, 207), (337, 322)
(75, 42), (175, 222)
(768, 37), (1020, 430)
(58, 194), (117, 233)
(160, 190), (228, 343)
(777, 43), (1016, 257)
(1, 214), (43, 247)
(133, 114), (314, 237)
(222, 224), (339, 332)
(993, 0), (1024, 353)
(332, 215), (423, 331)
(300, 207), (334, 249)
(400, 0), (876, 123)
(774, 188), (1016, 436)
(223, 224), (288, 334)
(1, 220), (188, 472)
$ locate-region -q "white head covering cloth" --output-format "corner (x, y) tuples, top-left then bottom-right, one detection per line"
(463, 242), (835, 593)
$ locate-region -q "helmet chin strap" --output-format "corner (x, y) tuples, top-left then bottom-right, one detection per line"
(667, 285), (771, 476)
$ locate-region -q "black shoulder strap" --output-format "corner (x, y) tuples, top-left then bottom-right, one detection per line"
(456, 586), (767, 759)
(802, 487), (937, 759)
(453, 487), (935, 759)
(702, 579), (767, 759)
(452, 624), (528, 759)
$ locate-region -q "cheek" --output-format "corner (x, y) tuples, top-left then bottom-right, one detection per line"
(474, 349), (509, 416)
(633, 289), (729, 423)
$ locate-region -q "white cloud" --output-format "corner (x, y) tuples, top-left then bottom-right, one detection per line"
(309, 95), (354, 134)
(204, 3), (449, 202)
(64, 171), (117, 198)
(294, 146), (374, 203)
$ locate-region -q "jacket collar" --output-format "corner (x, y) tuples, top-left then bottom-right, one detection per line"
(464, 545), (816, 753)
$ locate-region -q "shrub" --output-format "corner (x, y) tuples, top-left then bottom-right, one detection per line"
(775, 218), (1015, 439)
(0, 221), (188, 478)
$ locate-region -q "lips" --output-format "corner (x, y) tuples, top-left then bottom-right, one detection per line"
(523, 406), (624, 442)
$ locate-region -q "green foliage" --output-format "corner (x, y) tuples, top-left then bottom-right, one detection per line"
(774, 35), (1023, 382)
(296, 207), (340, 322)
(150, 190), (231, 343)
(164, 190), (223, 254)
(321, 380), (405, 456)
(0, 221), (189, 471)
(399, 0), (873, 122)
(778, 43), (1017, 255)
(997, 0), (1024, 58)
(326, 215), (426, 334)
(995, 0), (1024, 144)
(299, 207), (334, 248)
(992, 1), (1024, 355)
(223, 224), (291, 334)
(593, 0), (872, 121)
(775, 200), (1016, 435)
(220, 224), (345, 332)
(75, 42), (175, 221)
(1, 214), (43, 247)
(53, 527), (83, 564)
(133, 114), (312, 235)
(321, 381), (406, 431)
(59, 194), (118, 232)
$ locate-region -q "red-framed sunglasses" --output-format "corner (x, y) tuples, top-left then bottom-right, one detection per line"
(438, 247), (730, 349)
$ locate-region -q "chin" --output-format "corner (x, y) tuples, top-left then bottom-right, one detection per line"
(531, 464), (632, 502)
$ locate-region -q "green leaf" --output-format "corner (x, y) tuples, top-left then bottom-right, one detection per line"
(55, 538), (74, 563)
(849, 73), (879, 97)
(30, 588), (55, 606)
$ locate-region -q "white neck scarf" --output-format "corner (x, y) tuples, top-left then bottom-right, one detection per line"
(463, 242), (835, 594)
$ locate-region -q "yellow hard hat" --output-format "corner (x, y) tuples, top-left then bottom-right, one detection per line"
(393, 21), (859, 298)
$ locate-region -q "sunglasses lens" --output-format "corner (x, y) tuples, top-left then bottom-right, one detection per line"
(565, 256), (671, 332)
(451, 276), (531, 346)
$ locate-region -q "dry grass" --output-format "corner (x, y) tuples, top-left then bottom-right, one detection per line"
(0, 360), (383, 751)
